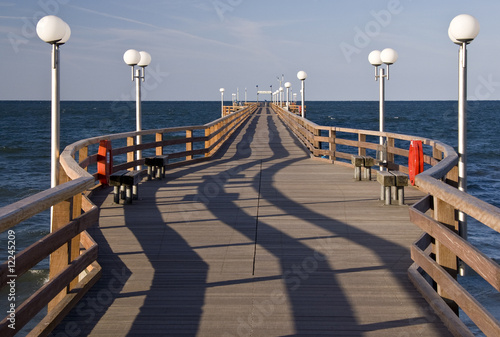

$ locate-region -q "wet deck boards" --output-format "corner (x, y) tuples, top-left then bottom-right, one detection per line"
(51, 105), (452, 336)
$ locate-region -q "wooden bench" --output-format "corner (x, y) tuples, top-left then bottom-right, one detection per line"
(109, 170), (142, 204)
(351, 155), (375, 181)
(376, 170), (408, 205)
(144, 155), (169, 180)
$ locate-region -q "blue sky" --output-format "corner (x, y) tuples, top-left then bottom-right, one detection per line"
(1, 0), (500, 101)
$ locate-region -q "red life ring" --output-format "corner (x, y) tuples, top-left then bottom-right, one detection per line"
(97, 140), (113, 185)
(408, 140), (424, 186)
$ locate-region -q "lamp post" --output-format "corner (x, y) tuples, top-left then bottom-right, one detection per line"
(368, 48), (398, 150)
(279, 86), (284, 107)
(123, 49), (151, 168)
(285, 82), (291, 108)
(219, 88), (225, 117)
(256, 85), (259, 103)
(297, 71), (307, 118)
(448, 14), (480, 246)
(36, 15), (71, 190)
(36, 15), (70, 232)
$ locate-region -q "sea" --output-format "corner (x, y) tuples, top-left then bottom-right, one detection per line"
(0, 100), (498, 336)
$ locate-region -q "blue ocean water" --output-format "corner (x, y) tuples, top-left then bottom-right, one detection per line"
(0, 100), (498, 335)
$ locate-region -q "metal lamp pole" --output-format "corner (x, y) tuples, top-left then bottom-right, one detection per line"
(123, 49), (151, 168)
(448, 14), (480, 248)
(220, 88), (225, 117)
(36, 15), (71, 190)
(297, 71), (307, 118)
(369, 48), (398, 150)
(285, 82), (291, 108)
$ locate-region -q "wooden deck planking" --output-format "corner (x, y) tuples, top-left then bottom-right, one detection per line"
(50, 106), (452, 336)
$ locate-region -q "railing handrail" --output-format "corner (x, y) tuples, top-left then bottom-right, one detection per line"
(0, 177), (94, 233)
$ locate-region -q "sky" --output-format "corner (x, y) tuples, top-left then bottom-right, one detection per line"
(1, 0), (500, 101)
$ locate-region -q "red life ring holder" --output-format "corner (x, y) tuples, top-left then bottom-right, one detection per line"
(408, 140), (424, 186)
(97, 140), (113, 185)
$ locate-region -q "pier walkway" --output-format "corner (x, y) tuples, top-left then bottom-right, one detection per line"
(52, 105), (452, 336)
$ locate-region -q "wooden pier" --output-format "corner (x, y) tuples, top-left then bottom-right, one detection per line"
(3, 103), (500, 337)
(50, 106), (451, 336)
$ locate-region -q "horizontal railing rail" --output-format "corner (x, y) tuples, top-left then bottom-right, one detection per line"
(0, 103), (257, 336)
(271, 103), (500, 337)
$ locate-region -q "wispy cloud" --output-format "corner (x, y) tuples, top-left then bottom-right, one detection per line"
(0, 16), (25, 19)
(69, 5), (161, 29)
(68, 4), (275, 61)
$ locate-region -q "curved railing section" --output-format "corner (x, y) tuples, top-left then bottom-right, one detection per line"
(272, 104), (500, 337)
(0, 103), (257, 336)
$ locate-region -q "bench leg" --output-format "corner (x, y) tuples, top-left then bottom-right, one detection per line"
(147, 166), (153, 181)
(397, 187), (405, 205)
(125, 186), (132, 204)
(113, 186), (120, 204)
(354, 167), (361, 181)
(155, 166), (161, 179)
(363, 167), (372, 181)
(392, 186), (398, 201)
(384, 186), (391, 205)
(161, 166), (165, 179)
(133, 184), (138, 200)
(120, 185), (126, 200)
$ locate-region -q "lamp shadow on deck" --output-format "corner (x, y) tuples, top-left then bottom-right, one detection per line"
(168, 106), (448, 335)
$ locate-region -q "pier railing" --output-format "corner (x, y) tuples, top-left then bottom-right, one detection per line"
(0, 103), (257, 336)
(272, 104), (500, 336)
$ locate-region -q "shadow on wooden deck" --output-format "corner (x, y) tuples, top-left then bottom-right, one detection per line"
(50, 106), (451, 336)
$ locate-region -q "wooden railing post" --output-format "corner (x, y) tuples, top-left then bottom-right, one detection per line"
(186, 130), (193, 160)
(127, 136), (135, 169)
(205, 127), (211, 157)
(313, 128), (321, 156)
(70, 191), (82, 291)
(387, 137), (395, 165)
(48, 168), (72, 312)
(79, 146), (88, 172)
(156, 132), (163, 156)
(329, 129), (336, 161)
(433, 165), (459, 315)
(434, 197), (459, 314)
(433, 145), (443, 162)
(358, 133), (366, 156)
